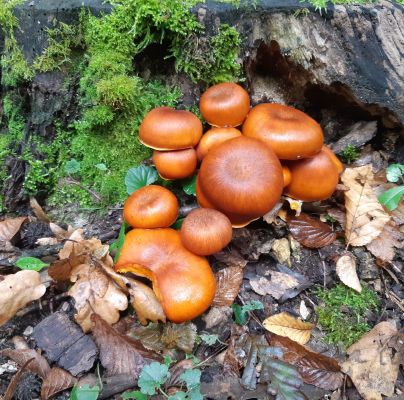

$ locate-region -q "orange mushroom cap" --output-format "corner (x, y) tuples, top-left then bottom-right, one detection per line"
(180, 208), (233, 255)
(284, 147), (340, 201)
(115, 228), (216, 323)
(153, 148), (197, 180)
(200, 83), (250, 127)
(123, 185), (179, 228)
(282, 165), (292, 188)
(242, 103), (324, 160)
(196, 127), (242, 161)
(198, 136), (284, 221)
(139, 107), (203, 150)
(321, 145), (344, 174)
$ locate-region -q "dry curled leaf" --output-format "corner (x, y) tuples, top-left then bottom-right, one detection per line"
(250, 273), (297, 300)
(212, 266), (244, 307)
(30, 197), (50, 223)
(366, 220), (403, 262)
(0, 270), (46, 326)
(287, 213), (336, 248)
(0, 348), (50, 379)
(0, 217), (27, 241)
(336, 253), (362, 293)
(263, 312), (313, 345)
(49, 253), (89, 282)
(58, 229), (102, 260)
(91, 313), (159, 377)
(341, 165), (390, 246)
(268, 333), (344, 390)
(41, 367), (78, 400)
(341, 321), (402, 400)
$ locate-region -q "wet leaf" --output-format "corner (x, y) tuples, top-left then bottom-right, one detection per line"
(263, 313), (313, 345)
(161, 322), (197, 353)
(341, 165), (390, 246)
(15, 256), (49, 271)
(138, 362), (170, 395)
(41, 367), (78, 400)
(0, 348), (50, 378)
(341, 321), (402, 400)
(366, 220), (403, 262)
(0, 216), (27, 241)
(91, 313), (159, 377)
(125, 165), (158, 195)
(268, 334), (344, 390)
(212, 266), (244, 307)
(0, 270), (46, 326)
(336, 253), (362, 293)
(287, 213), (336, 249)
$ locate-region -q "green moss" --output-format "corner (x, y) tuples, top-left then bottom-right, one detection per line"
(340, 144), (360, 164)
(315, 284), (379, 347)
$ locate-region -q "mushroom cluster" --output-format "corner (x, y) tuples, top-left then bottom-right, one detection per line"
(115, 82), (343, 323)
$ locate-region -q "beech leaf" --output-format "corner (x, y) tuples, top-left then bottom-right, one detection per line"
(263, 313), (313, 345)
(212, 266), (244, 307)
(341, 321), (402, 400)
(341, 165), (390, 246)
(0, 216), (27, 241)
(41, 367), (78, 400)
(287, 213), (336, 249)
(335, 253), (362, 293)
(0, 270), (46, 326)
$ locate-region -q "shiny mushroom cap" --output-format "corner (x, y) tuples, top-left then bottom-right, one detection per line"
(139, 107), (203, 150)
(123, 185), (179, 228)
(283, 147), (340, 201)
(180, 208), (233, 255)
(115, 228), (216, 323)
(242, 103), (324, 160)
(200, 83), (250, 127)
(198, 136), (284, 225)
(153, 148), (197, 180)
(321, 145), (344, 174)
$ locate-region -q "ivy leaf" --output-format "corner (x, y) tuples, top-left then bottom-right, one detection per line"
(121, 391), (148, 400)
(65, 159), (81, 175)
(70, 384), (100, 400)
(199, 333), (219, 346)
(180, 369), (201, 390)
(232, 300), (264, 325)
(109, 222), (127, 262)
(15, 256), (49, 271)
(138, 362), (170, 395)
(182, 175), (197, 196)
(125, 165), (158, 195)
(95, 163), (108, 171)
(378, 186), (404, 211)
(386, 164), (404, 183)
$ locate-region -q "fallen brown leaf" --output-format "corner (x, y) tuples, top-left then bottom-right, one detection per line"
(250, 272), (297, 299)
(91, 313), (160, 376)
(0, 348), (50, 378)
(341, 165), (390, 246)
(41, 367), (78, 400)
(341, 321), (402, 400)
(49, 253), (89, 281)
(0, 270), (46, 326)
(366, 220), (403, 262)
(0, 217), (27, 242)
(49, 223), (74, 241)
(30, 198), (50, 223)
(267, 333), (344, 390)
(212, 266), (244, 307)
(336, 253), (362, 293)
(287, 213), (336, 249)
(263, 312), (313, 345)
(58, 229), (103, 260)
(213, 248), (248, 268)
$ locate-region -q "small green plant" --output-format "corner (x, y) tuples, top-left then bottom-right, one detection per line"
(379, 163), (404, 211)
(339, 144), (360, 164)
(70, 384), (100, 400)
(315, 284), (379, 347)
(232, 300), (264, 325)
(125, 165), (159, 195)
(15, 257), (49, 271)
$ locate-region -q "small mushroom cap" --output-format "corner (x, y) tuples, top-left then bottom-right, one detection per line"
(242, 103), (324, 160)
(180, 208), (233, 255)
(115, 228), (216, 323)
(196, 127), (242, 161)
(153, 148), (197, 180)
(284, 147), (340, 201)
(282, 165), (292, 187)
(200, 83), (250, 127)
(321, 145), (344, 174)
(140, 107), (203, 150)
(123, 185), (179, 228)
(198, 136), (284, 219)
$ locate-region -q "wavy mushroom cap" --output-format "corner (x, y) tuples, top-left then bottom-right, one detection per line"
(153, 148), (197, 180)
(180, 208), (233, 255)
(196, 127), (242, 161)
(200, 83), (250, 127)
(282, 165), (292, 187)
(139, 107), (203, 150)
(242, 103), (324, 160)
(284, 147), (340, 202)
(321, 145), (344, 174)
(123, 185), (179, 228)
(198, 136), (284, 220)
(115, 228), (216, 323)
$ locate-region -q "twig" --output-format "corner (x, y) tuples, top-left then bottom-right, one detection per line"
(60, 177), (102, 202)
